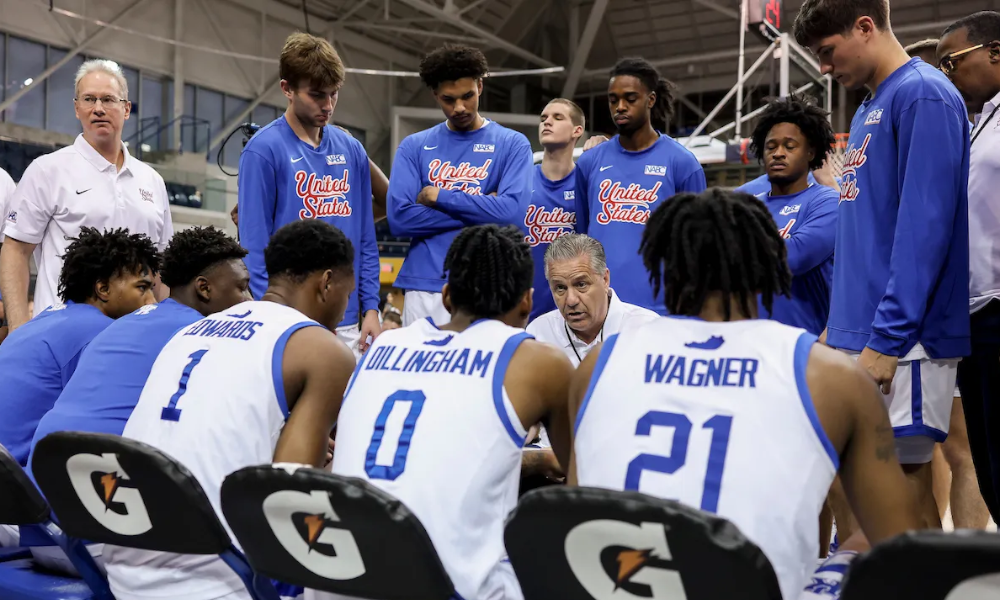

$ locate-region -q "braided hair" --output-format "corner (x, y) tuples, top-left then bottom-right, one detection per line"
(610, 57), (676, 131)
(443, 224), (533, 319)
(640, 189), (792, 320)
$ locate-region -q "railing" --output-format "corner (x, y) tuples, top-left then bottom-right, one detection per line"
(123, 116), (161, 160)
(126, 115), (212, 161)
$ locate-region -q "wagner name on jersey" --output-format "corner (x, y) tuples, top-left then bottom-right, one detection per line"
(105, 301), (321, 600)
(332, 318), (530, 600)
(574, 316), (838, 600)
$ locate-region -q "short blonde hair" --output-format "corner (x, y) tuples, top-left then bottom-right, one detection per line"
(280, 32), (345, 90)
(75, 59), (128, 100)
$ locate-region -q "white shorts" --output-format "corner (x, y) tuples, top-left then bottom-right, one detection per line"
(850, 354), (959, 464)
(335, 323), (363, 359)
(0, 524), (105, 576)
(401, 291), (450, 328)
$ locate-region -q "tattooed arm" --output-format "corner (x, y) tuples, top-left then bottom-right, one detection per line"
(809, 342), (921, 545)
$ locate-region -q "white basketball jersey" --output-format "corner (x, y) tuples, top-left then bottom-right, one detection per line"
(331, 318), (530, 600)
(104, 300), (321, 600)
(575, 317), (838, 600)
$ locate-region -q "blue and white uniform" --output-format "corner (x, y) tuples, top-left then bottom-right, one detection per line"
(104, 301), (321, 600)
(238, 117), (379, 353)
(735, 183), (837, 336)
(331, 318), (530, 600)
(574, 135), (706, 314)
(575, 317), (837, 600)
(0, 302), (112, 465)
(831, 58), (970, 460)
(521, 165), (577, 322)
(388, 121), (533, 326)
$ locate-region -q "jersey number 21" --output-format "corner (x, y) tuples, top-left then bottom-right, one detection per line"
(625, 410), (732, 514)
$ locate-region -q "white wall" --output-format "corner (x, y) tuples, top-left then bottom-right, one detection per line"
(0, 0), (398, 143)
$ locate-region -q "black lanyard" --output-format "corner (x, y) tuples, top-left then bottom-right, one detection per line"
(565, 321), (604, 364)
(972, 104), (1000, 147)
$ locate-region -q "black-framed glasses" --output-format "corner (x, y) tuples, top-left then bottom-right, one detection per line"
(75, 95), (127, 109)
(940, 44), (985, 75)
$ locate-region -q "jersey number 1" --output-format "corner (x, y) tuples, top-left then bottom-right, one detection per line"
(624, 410), (733, 513)
(365, 390), (426, 481)
(160, 350), (209, 421)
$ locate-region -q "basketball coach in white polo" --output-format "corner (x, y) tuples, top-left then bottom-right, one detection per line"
(527, 233), (657, 365)
(0, 59), (173, 330)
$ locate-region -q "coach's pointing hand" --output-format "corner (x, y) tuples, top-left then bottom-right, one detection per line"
(858, 346), (898, 395)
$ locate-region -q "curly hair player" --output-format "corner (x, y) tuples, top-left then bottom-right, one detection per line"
(0, 227), (158, 574)
(737, 95), (838, 337)
(794, 0), (970, 538)
(568, 190), (920, 600)
(330, 224), (574, 600)
(29, 227), (250, 459)
(387, 45), (533, 327)
(0, 227), (159, 468)
(573, 57), (706, 315)
(105, 219), (357, 600)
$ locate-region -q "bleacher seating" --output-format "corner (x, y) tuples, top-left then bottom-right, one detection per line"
(164, 183), (202, 209)
(375, 221), (409, 257)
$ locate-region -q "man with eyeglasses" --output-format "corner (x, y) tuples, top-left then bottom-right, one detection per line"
(0, 59), (173, 331)
(938, 11), (1000, 524)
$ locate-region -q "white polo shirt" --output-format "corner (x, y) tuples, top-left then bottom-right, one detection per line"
(4, 135), (173, 316)
(526, 288), (658, 366)
(969, 91), (1000, 313)
(0, 168), (15, 242)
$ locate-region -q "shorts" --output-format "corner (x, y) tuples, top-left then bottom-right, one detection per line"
(335, 323), (363, 359)
(402, 291), (450, 328)
(850, 354), (959, 464)
(0, 524), (105, 576)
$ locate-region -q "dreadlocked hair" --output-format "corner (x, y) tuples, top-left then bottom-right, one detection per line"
(160, 226), (247, 288)
(610, 57), (676, 130)
(640, 189), (792, 320)
(443, 224), (533, 319)
(58, 227), (160, 304)
(749, 94), (836, 171)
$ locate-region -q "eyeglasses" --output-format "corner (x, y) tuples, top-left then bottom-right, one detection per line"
(75, 95), (127, 109)
(939, 44), (985, 75)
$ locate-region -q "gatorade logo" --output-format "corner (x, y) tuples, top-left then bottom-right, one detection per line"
(262, 489), (366, 580)
(565, 520), (687, 599)
(66, 453), (152, 536)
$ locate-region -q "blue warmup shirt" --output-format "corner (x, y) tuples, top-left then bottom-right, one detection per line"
(740, 172), (818, 196)
(831, 58), (970, 358)
(574, 135), (706, 314)
(238, 116), (379, 326)
(521, 164), (577, 322)
(388, 120), (533, 293)
(737, 183), (837, 335)
(0, 302), (112, 465)
(28, 300), (201, 463)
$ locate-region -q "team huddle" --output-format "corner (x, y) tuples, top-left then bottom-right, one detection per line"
(0, 0), (988, 597)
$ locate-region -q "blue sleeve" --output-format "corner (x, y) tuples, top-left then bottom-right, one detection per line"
(677, 157), (707, 193)
(868, 99), (968, 356)
(387, 138), (466, 238)
(355, 145), (381, 314)
(784, 192), (837, 276)
(238, 148), (278, 300)
(434, 135), (532, 225)
(574, 156), (591, 234)
(61, 345), (90, 387)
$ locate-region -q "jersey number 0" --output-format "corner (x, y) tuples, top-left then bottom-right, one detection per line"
(624, 410), (733, 513)
(364, 390), (426, 481)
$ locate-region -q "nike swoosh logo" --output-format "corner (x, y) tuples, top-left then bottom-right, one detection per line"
(76, 189), (91, 195)
(291, 157), (304, 163)
(599, 166), (613, 172)
(424, 145), (438, 150)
